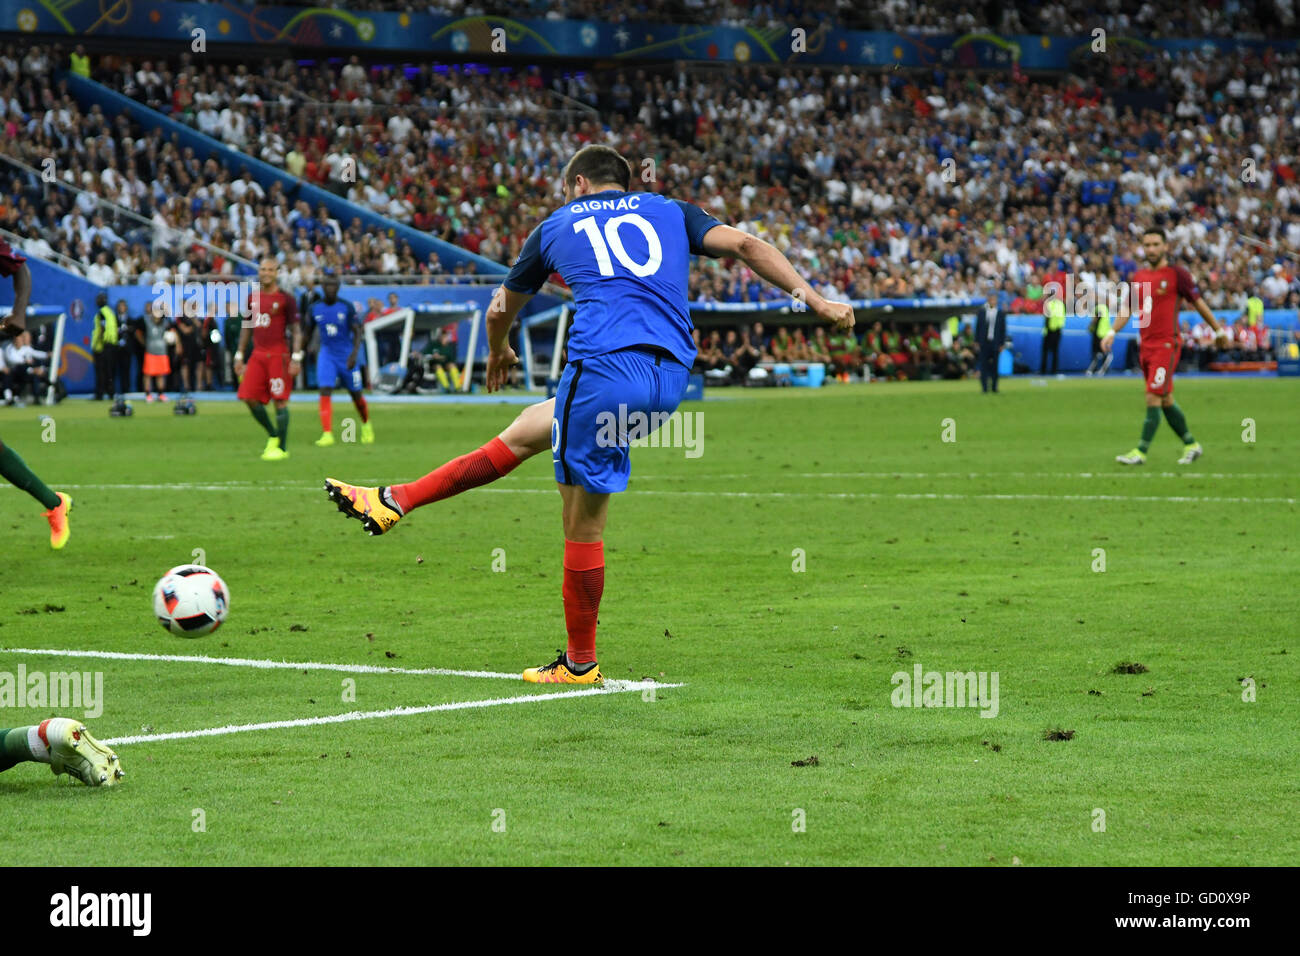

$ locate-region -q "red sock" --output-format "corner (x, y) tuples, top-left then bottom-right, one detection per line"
(390, 437), (520, 512)
(562, 540), (604, 664)
(319, 394), (332, 432)
(353, 394), (369, 424)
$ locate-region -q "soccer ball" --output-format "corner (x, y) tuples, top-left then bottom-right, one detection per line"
(152, 565), (230, 637)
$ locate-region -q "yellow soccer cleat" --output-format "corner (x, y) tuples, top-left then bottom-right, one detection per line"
(324, 478), (403, 535)
(45, 718), (124, 787)
(43, 492), (71, 550)
(360, 421), (375, 444)
(315, 431), (336, 447)
(261, 436), (289, 461)
(523, 651), (604, 685)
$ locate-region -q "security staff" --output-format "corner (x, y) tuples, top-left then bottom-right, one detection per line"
(1041, 295), (1066, 374)
(1086, 301), (1113, 376)
(91, 291), (119, 400)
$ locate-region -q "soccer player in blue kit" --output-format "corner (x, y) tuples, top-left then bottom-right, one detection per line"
(311, 269), (373, 446)
(325, 145), (854, 682)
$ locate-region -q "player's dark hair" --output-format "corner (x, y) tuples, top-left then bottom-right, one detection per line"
(564, 145), (632, 192)
(1143, 227), (1166, 241)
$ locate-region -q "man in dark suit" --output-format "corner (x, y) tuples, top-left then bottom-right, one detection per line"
(975, 290), (1007, 393)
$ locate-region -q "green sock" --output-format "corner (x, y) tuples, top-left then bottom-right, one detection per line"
(276, 407), (289, 450)
(1162, 403), (1195, 444)
(248, 403), (276, 438)
(0, 441), (62, 510)
(1138, 407), (1161, 453)
(0, 726), (35, 773)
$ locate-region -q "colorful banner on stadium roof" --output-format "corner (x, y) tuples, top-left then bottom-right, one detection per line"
(4, 2), (1296, 67)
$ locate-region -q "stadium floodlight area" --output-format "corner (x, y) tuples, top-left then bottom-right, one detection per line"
(362, 303), (482, 393)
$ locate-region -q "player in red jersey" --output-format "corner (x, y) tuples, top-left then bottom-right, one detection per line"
(1102, 228), (1227, 466)
(0, 237), (72, 547)
(234, 259), (303, 461)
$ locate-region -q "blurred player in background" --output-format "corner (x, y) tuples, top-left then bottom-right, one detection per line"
(1103, 228), (1227, 465)
(325, 145), (853, 684)
(311, 270), (372, 447)
(235, 258), (302, 461)
(0, 236), (71, 548)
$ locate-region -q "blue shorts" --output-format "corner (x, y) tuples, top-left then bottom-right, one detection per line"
(317, 352), (363, 393)
(551, 348), (690, 494)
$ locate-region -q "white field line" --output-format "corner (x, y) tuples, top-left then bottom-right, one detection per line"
(0, 648), (679, 746)
(99, 682), (681, 747)
(1, 481), (1291, 504)
(2, 646), (523, 679)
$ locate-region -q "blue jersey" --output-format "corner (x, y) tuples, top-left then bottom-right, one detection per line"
(310, 299), (359, 358)
(504, 190), (721, 367)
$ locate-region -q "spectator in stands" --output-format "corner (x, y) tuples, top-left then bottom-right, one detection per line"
(769, 327), (792, 362)
(862, 322), (893, 380)
(730, 329), (762, 384)
(828, 324), (861, 382)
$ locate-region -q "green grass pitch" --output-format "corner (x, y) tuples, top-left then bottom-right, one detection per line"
(1, 374), (1296, 865)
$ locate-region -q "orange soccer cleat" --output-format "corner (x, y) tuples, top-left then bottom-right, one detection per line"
(43, 492), (71, 550)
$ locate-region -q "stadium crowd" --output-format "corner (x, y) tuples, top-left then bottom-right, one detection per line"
(3, 38), (1300, 319)
(257, 0), (1299, 38)
(0, 28), (1298, 392)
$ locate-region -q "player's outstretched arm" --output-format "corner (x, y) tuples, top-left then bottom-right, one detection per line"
(700, 225), (854, 330)
(484, 285), (531, 392)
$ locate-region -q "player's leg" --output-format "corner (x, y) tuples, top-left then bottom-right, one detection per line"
(323, 398), (553, 535)
(525, 351), (685, 683)
(0, 719), (123, 786)
(240, 352), (284, 459)
(1117, 351), (1163, 464)
(522, 483), (610, 684)
(349, 364), (373, 443)
(0, 436), (71, 548)
(273, 398), (290, 454)
(316, 385), (335, 447)
(316, 351), (337, 445)
(1161, 357), (1202, 463)
(523, 355), (615, 684)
